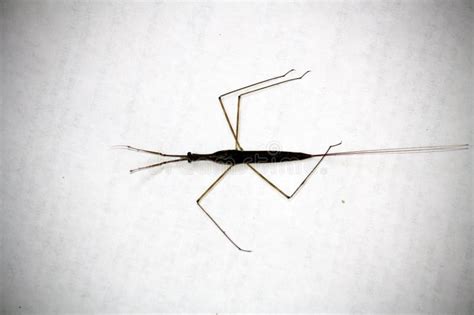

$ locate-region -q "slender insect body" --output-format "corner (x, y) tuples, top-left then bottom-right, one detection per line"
(187, 150), (313, 165)
(115, 69), (469, 252)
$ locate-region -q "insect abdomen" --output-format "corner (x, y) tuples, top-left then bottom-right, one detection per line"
(188, 150), (313, 164)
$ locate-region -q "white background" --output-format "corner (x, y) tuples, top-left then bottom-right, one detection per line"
(2, 1), (472, 313)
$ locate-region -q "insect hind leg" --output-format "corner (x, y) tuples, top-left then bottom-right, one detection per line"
(247, 142), (342, 199)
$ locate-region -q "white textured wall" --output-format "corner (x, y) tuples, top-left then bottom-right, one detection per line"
(2, 1), (472, 313)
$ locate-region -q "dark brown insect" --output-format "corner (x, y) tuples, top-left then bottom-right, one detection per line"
(114, 69), (468, 252)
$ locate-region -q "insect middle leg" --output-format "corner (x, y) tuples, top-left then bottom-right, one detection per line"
(196, 165), (251, 252)
(234, 71), (311, 150)
(218, 69), (295, 150)
(247, 142), (342, 199)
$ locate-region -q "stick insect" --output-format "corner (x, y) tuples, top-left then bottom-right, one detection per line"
(114, 69), (468, 252)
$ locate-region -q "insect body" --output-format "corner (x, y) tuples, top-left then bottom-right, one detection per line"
(187, 149), (314, 164)
(115, 69), (468, 252)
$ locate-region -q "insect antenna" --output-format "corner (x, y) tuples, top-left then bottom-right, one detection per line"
(129, 157), (188, 174)
(111, 145), (189, 174)
(111, 145), (187, 158)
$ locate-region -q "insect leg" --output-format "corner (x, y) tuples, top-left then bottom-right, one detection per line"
(218, 69), (295, 150)
(196, 165), (251, 252)
(247, 164), (291, 199)
(235, 71), (311, 149)
(247, 141), (342, 199)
